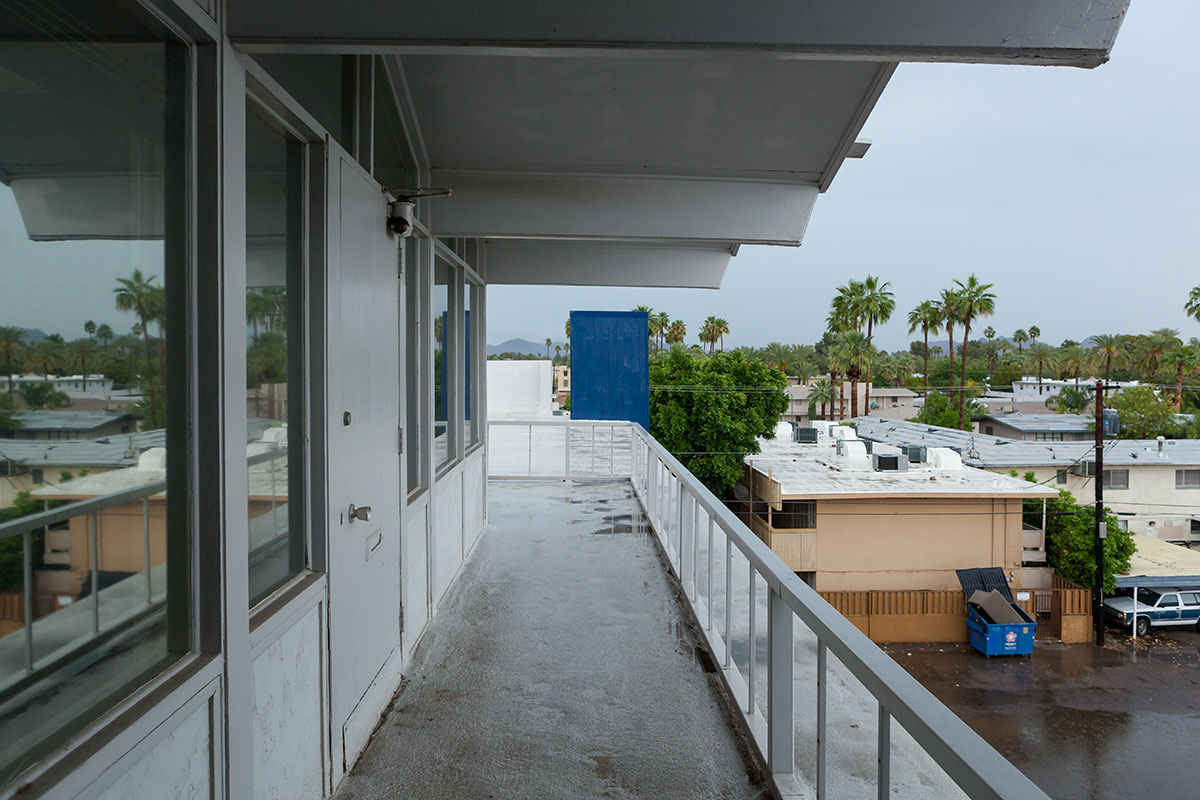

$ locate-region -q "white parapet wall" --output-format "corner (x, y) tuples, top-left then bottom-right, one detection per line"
(487, 360), (553, 419)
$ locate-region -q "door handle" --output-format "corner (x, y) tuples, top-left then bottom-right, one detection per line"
(348, 503), (372, 523)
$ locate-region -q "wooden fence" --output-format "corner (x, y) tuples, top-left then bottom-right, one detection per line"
(821, 584), (1091, 644)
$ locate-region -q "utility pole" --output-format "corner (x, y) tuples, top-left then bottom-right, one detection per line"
(1093, 380), (1105, 647)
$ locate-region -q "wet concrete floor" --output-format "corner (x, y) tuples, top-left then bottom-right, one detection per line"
(886, 629), (1200, 800)
(334, 481), (770, 800)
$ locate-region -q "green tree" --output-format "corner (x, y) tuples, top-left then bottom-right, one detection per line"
(906, 300), (942, 394)
(908, 390), (981, 431)
(96, 323), (114, 350)
(1012, 328), (1028, 354)
(66, 338), (96, 391)
(665, 320), (686, 345)
(1058, 344), (1089, 387)
(1091, 333), (1126, 382)
(856, 275), (894, 414)
(28, 338), (64, 379)
(0, 326), (23, 391)
(1164, 343), (1200, 411)
(544, 337), (552, 359)
(1026, 342), (1057, 392)
(1045, 386), (1091, 414)
(1185, 286), (1200, 329)
(649, 349), (787, 496)
(938, 288), (962, 402)
(713, 317), (730, 352)
(1027, 325), (1040, 343)
(114, 269), (161, 428)
(808, 378), (832, 420)
(0, 391), (20, 433)
(830, 330), (873, 418)
(84, 319), (96, 340)
(1103, 386), (1179, 439)
(1039, 489), (1134, 594)
(18, 382), (70, 410)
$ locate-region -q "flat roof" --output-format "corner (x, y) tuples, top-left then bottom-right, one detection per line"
(980, 413), (1092, 433)
(11, 410), (132, 432)
(747, 433), (1055, 500)
(1115, 536), (1200, 588)
(855, 419), (1200, 469)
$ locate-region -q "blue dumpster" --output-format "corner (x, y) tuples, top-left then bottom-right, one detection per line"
(965, 592), (1036, 657)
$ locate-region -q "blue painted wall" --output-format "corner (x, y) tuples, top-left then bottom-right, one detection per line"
(569, 310), (649, 428)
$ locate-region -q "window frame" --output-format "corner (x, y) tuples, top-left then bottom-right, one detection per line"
(1175, 469), (1200, 490)
(773, 499), (817, 530)
(1102, 468), (1129, 490)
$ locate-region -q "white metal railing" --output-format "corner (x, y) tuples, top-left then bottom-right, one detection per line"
(487, 419), (1049, 799)
(486, 418), (634, 480)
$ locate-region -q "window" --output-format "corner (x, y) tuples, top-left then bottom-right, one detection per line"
(1116, 519), (1129, 531)
(1102, 469), (1129, 490)
(433, 259), (453, 471)
(1181, 592), (1200, 606)
(405, 237), (424, 496)
(1035, 432), (1064, 441)
(1176, 469), (1200, 489)
(465, 281), (479, 448)
(1135, 588), (1161, 606)
(1056, 469), (1068, 485)
(1158, 594), (1178, 608)
(245, 102), (307, 606)
(773, 500), (817, 530)
(984, 425), (994, 436)
(0, 1), (189, 782)
(1192, 519), (1200, 535)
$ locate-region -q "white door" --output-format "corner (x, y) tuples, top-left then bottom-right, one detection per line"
(326, 144), (403, 762)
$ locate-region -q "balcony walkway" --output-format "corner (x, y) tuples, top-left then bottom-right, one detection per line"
(334, 480), (770, 800)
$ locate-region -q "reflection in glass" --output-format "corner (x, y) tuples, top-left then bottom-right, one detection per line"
(433, 262), (450, 470)
(0, 1), (186, 783)
(405, 238), (422, 495)
(464, 283), (476, 447)
(245, 105), (305, 606)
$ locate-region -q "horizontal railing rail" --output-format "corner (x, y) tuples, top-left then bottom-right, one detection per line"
(487, 419), (633, 481)
(485, 419), (1049, 799)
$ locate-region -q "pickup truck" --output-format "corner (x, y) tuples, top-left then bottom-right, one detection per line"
(1103, 588), (1200, 636)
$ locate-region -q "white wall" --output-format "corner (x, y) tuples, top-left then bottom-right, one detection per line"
(486, 361), (552, 419)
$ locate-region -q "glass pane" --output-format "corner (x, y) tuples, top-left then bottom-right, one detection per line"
(245, 106), (305, 606)
(464, 283), (476, 447)
(433, 261), (450, 470)
(0, 2), (187, 783)
(405, 238), (423, 495)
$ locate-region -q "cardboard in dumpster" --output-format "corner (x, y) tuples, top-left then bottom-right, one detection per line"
(968, 590), (1023, 624)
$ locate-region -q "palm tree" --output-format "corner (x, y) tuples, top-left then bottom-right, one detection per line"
(67, 338), (96, 391)
(1058, 344), (1089, 387)
(1164, 344), (1200, 411)
(29, 339), (64, 379)
(1012, 328), (1028, 354)
(554, 344), (561, 362)
(564, 319), (571, 340)
(665, 320), (686, 345)
(1135, 328), (1180, 379)
(1026, 343), (1057, 393)
(984, 326), (995, 341)
(937, 288), (961, 403)
(84, 320), (96, 340)
(1091, 334), (1126, 383)
(701, 317), (719, 353)
(762, 342), (790, 372)
(1028, 325), (1041, 343)
(712, 317), (730, 351)
(953, 275), (996, 428)
(831, 331), (873, 418)
(1186, 286), (1200, 329)
(114, 269), (161, 427)
(906, 300), (942, 395)
(809, 378), (832, 420)
(857, 275), (894, 416)
(96, 323), (114, 350)
(0, 326), (23, 391)
(544, 337), (552, 359)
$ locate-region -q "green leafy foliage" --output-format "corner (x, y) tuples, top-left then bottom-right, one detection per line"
(908, 391), (982, 431)
(1046, 386), (1092, 414)
(0, 492), (48, 591)
(1103, 386), (1183, 439)
(0, 391), (20, 432)
(1033, 489), (1134, 594)
(649, 349), (787, 497)
(18, 381), (70, 410)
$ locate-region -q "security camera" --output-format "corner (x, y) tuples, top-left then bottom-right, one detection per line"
(387, 200), (415, 238)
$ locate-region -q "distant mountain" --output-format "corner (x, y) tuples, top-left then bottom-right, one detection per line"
(487, 338), (564, 357)
(19, 328), (47, 344)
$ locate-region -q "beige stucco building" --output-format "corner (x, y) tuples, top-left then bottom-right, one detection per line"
(734, 422), (1055, 593)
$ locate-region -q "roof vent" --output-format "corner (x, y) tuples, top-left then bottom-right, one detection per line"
(794, 427), (819, 444)
(872, 453), (910, 472)
(901, 444), (927, 463)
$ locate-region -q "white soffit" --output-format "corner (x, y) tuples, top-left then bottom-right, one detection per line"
(482, 240), (733, 288)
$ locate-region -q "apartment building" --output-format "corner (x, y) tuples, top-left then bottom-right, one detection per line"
(977, 413), (1094, 442)
(858, 419), (1200, 544)
(782, 381), (916, 426)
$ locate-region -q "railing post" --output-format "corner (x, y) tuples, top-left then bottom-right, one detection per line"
(680, 487), (695, 597)
(878, 704), (891, 800)
(768, 586), (794, 780)
(646, 451), (657, 526)
(89, 512), (100, 634)
(564, 420), (571, 480)
(707, 516), (714, 633)
(747, 567), (756, 714)
(724, 534), (732, 668)
(817, 639), (827, 799)
(143, 497), (152, 604)
(23, 530), (33, 672)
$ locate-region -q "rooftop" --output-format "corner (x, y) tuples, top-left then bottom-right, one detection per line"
(9, 410), (131, 432)
(856, 419), (1200, 469)
(1115, 536), (1200, 588)
(749, 423), (1054, 499)
(979, 413), (1093, 433)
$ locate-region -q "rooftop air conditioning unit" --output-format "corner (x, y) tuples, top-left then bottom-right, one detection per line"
(794, 427), (819, 444)
(901, 444), (928, 463)
(872, 453), (910, 472)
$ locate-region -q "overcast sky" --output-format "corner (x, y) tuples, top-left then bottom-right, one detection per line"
(488, 1), (1200, 352)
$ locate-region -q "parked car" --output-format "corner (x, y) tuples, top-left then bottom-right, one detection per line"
(1103, 588), (1200, 636)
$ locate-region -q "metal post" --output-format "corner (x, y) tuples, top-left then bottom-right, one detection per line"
(1132, 583), (1138, 640)
(747, 567), (756, 714)
(527, 423), (533, 476)
(591, 424), (596, 473)
(707, 516), (715, 632)
(143, 497), (152, 604)
(1094, 381), (1105, 646)
(878, 705), (891, 800)
(680, 489), (694, 596)
(768, 587), (794, 778)
(269, 449), (278, 536)
(724, 535), (733, 668)
(610, 424), (614, 475)
(817, 639), (827, 799)
(23, 530), (33, 672)
(564, 421), (571, 479)
(90, 511), (100, 634)
(645, 448), (656, 524)
(691, 497), (699, 599)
